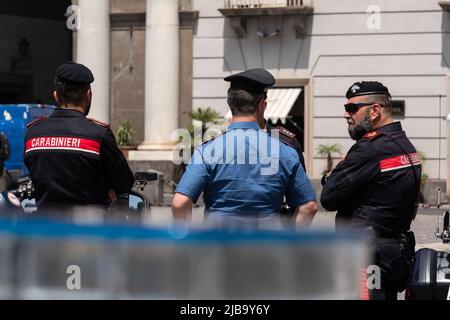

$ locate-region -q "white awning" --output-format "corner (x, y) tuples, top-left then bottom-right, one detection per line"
(224, 88), (302, 124)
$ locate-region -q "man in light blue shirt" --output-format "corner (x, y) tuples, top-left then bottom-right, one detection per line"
(172, 69), (317, 228)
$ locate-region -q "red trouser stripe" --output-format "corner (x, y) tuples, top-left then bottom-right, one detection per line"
(360, 268), (369, 300)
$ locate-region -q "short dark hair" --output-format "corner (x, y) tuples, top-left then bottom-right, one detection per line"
(363, 94), (392, 114)
(55, 78), (90, 105)
(227, 88), (266, 116)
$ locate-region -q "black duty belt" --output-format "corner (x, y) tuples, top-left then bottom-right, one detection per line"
(374, 228), (408, 240)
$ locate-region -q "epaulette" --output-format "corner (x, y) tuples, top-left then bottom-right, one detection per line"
(267, 126), (298, 150)
(363, 131), (384, 141)
(26, 116), (48, 128)
(87, 118), (110, 129)
(275, 126), (296, 140)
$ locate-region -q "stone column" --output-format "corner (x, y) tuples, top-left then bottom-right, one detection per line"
(139, 0), (180, 151)
(447, 74), (450, 198)
(179, 2), (198, 130)
(76, 0), (111, 123)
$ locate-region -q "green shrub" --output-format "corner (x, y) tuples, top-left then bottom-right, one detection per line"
(117, 120), (135, 147)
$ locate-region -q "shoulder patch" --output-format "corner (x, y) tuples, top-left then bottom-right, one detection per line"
(26, 116), (48, 128)
(275, 126), (296, 139)
(87, 118), (110, 129)
(363, 131), (384, 141)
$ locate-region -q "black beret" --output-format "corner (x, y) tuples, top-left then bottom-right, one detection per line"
(224, 68), (275, 94)
(346, 81), (391, 99)
(55, 61), (94, 84)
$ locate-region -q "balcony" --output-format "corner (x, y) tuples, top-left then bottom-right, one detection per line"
(218, 0), (313, 38)
(439, 1), (450, 10)
(218, 0), (313, 16)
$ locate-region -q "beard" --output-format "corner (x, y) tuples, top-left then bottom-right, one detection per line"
(347, 112), (374, 140)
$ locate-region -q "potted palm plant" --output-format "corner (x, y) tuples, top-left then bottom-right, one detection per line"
(317, 143), (342, 175)
(172, 107), (223, 190)
(188, 107), (223, 146)
(116, 120), (136, 159)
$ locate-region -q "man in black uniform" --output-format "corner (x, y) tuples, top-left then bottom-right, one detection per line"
(24, 61), (134, 211)
(265, 121), (306, 223)
(265, 121), (306, 171)
(238, 73), (309, 224)
(320, 81), (421, 300)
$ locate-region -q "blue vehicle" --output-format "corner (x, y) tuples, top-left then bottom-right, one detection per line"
(0, 104), (56, 175)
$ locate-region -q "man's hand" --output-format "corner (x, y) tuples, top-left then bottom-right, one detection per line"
(321, 170), (331, 186)
(294, 200), (318, 229)
(108, 189), (118, 203)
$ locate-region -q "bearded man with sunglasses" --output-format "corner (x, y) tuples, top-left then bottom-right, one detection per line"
(320, 81), (421, 300)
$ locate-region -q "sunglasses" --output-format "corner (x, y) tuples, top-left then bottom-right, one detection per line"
(344, 102), (376, 113)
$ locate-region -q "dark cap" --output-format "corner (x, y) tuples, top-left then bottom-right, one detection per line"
(346, 81), (391, 99)
(55, 61), (94, 84)
(224, 68), (275, 94)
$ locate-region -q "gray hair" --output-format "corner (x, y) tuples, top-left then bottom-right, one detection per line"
(363, 94), (392, 113)
(227, 88), (266, 116)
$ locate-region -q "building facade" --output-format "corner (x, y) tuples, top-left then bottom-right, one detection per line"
(114, 0), (450, 193)
(192, 0), (450, 186)
(1, 0), (450, 196)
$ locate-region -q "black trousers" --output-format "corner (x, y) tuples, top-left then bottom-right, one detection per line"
(368, 238), (411, 300)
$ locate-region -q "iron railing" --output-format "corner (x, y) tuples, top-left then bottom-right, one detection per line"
(219, 0), (312, 9)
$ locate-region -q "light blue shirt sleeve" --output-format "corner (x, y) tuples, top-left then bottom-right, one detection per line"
(285, 159), (316, 208)
(175, 148), (210, 203)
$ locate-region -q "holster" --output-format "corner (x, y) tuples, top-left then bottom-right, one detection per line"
(398, 231), (416, 292)
(279, 202), (295, 218)
(401, 231), (416, 261)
